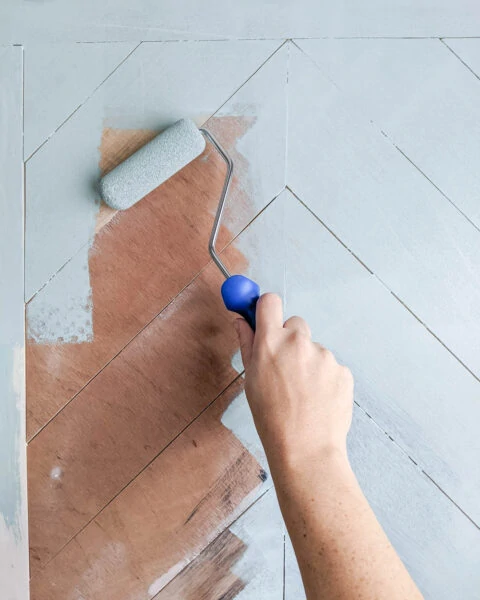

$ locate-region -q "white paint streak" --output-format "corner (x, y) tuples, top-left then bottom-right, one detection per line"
(147, 562), (188, 597)
(230, 348), (243, 374)
(50, 466), (63, 481)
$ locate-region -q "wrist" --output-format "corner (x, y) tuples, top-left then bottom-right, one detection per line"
(268, 441), (351, 483)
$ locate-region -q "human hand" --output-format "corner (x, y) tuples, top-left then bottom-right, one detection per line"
(235, 293), (354, 473)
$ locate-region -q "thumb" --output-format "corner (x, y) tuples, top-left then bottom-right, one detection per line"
(235, 318), (254, 369)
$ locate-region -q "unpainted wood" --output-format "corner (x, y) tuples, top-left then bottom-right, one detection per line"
(30, 379), (269, 599)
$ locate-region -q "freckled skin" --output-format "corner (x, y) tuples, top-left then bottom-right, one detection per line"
(236, 294), (424, 600)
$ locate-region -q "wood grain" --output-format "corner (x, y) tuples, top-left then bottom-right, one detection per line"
(27, 121), (250, 439)
(30, 379), (269, 600)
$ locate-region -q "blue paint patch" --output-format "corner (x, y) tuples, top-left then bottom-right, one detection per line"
(27, 242), (93, 344)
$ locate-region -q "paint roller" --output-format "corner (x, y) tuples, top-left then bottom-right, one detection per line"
(99, 118), (260, 329)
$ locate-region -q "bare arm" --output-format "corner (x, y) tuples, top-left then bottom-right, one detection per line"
(235, 293), (423, 600)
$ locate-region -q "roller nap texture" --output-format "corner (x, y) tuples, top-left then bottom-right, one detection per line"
(99, 118), (206, 210)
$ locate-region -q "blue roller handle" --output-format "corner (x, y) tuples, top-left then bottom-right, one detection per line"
(221, 274), (260, 330)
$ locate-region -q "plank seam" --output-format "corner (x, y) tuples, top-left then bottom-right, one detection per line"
(440, 38), (480, 82)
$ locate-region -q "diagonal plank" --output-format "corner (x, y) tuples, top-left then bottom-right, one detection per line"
(24, 42), (137, 159)
(0, 45), (29, 600)
(30, 379), (272, 599)
(287, 42), (480, 384)
(26, 41), (287, 436)
(296, 38), (480, 228)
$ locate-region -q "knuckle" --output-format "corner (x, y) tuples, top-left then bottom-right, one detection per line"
(320, 347), (335, 362)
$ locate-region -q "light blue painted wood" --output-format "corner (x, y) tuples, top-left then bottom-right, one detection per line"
(287, 42), (480, 384)
(26, 40), (286, 346)
(227, 490), (284, 600)
(295, 38), (480, 227)
(227, 190), (480, 597)
(0, 46), (29, 599)
(1, 0), (480, 42)
(24, 42), (136, 159)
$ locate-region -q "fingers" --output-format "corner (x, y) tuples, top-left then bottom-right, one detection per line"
(255, 293), (284, 335)
(283, 316), (311, 338)
(235, 318), (255, 368)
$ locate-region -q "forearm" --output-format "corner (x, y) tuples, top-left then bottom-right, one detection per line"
(271, 448), (423, 600)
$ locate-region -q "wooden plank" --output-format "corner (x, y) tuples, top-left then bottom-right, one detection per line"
(296, 38), (480, 227)
(154, 490), (284, 600)
(25, 39), (283, 301)
(30, 380), (271, 599)
(287, 42), (480, 382)
(2, 0), (480, 42)
(285, 407), (480, 599)
(0, 46), (29, 599)
(24, 42), (136, 159)
(26, 41), (287, 436)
